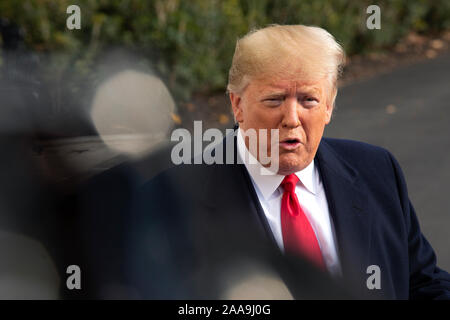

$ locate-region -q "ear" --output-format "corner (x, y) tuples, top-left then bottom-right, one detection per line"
(324, 87), (337, 125)
(229, 92), (244, 123)
(324, 102), (333, 125)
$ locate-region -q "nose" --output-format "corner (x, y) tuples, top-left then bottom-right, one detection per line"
(281, 97), (301, 128)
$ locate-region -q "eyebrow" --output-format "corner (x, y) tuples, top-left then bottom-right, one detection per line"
(261, 93), (285, 99)
(261, 87), (321, 97)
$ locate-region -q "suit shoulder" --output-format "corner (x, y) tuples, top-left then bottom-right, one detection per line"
(320, 137), (407, 203)
(320, 137), (397, 175)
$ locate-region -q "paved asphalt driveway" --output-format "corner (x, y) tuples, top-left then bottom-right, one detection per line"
(325, 52), (450, 270)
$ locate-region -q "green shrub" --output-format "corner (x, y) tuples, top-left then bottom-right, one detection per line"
(0, 0), (449, 103)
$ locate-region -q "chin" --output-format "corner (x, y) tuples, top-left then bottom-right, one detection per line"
(277, 161), (304, 175)
(276, 153), (310, 175)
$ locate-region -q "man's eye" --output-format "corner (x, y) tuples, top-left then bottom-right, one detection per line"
(263, 98), (283, 106)
(302, 96), (319, 106)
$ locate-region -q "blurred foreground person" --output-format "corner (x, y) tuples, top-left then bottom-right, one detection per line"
(0, 21), (62, 298)
(130, 25), (450, 299)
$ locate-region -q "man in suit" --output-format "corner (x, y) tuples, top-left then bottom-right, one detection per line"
(128, 24), (450, 299)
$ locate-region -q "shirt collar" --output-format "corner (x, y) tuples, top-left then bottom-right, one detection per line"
(236, 128), (318, 200)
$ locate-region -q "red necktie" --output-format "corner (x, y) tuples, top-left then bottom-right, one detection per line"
(280, 174), (325, 269)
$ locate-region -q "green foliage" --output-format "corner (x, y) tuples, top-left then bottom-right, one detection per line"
(0, 0), (449, 102)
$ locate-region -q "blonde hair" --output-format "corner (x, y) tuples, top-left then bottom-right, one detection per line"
(227, 24), (346, 104)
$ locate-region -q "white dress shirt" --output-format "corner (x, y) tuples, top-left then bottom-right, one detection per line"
(236, 128), (341, 276)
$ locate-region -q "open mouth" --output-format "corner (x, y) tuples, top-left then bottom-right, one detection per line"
(279, 138), (301, 150)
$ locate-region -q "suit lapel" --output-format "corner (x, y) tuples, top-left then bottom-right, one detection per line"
(315, 138), (371, 287)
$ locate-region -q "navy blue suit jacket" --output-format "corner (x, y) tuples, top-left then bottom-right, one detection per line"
(313, 137), (450, 299)
(129, 133), (450, 299)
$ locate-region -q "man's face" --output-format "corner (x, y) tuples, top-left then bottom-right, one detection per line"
(230, 76), (334, 175)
